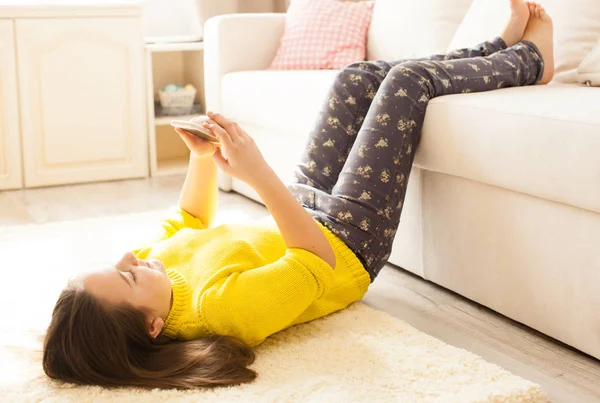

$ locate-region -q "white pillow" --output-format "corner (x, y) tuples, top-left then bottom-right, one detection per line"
(448, 0), (600, 84)
(577, 39), (600, 86)
(367, 0), (473, 61)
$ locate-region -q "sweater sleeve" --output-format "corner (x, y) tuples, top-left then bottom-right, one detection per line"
(132, 206), (203, 255)
(199, 248), (336, 346)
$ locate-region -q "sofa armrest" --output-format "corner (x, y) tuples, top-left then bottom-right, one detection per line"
(204, 13), (286, 114)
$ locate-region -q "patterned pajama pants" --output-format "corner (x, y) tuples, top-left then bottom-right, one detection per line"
(287, 37), (545, 282)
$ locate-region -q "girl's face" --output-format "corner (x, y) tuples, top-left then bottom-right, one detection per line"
(75, 252), (173, 324)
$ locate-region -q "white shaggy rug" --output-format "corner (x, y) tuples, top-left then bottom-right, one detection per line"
(0, 210), (548, 403)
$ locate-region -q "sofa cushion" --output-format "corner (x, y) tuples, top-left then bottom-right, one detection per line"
(417, 84), (600, 214)
(269, 0), (374, 70)
(448, 0), (600, 84)
(367, 0), (473, 61)
(221, 72), (600, 213)
(577, 39), (600, 87)
(221, 70), (339, 138)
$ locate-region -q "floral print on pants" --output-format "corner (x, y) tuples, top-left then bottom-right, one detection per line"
(287, 37), (545, 282)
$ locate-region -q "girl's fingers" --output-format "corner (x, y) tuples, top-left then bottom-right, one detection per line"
(174, 127), (188, 137)
(202, 120), (227, 147)
(190, 115), (209, 124)
(204, 120), (232, 147)
(234, 122), (254, 142)
(234, 122), (246, 138)
(174, 128), (195, 143)
(207, 111), (240, 142)
(201, 120), (216, 133)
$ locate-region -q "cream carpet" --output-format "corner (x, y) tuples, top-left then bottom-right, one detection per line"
(0, 210), (548, 403)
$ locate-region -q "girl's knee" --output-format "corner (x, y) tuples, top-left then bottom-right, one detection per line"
(389, 61), (435, 97)
(337, 61), (388, 84)
(390, 61), (434, 80)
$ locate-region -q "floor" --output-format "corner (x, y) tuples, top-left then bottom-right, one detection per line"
(1, 176), (599, 403)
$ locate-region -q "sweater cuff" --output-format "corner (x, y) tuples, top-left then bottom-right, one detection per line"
(172, 206), (204, 230)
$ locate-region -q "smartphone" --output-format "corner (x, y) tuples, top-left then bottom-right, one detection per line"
(171, 120), (221, 145)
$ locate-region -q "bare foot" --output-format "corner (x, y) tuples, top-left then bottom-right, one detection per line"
(522, 3), (555, 84)
(501, 0), (531, 47)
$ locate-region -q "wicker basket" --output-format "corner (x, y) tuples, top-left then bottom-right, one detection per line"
(158, 87), (197, 115)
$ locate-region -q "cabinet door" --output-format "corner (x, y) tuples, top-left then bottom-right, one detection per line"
(16, 18), (148, 188)
(0, 20), (23, 190)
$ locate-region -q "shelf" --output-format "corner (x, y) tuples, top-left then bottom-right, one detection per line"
(154, 103), (204, 126)
(145, 41), (204, 53)
(155, 114), (204, 126)
(155, 156), (189, 176)
(146, 40), (206, 178)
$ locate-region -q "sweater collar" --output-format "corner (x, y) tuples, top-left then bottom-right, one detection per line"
(161, 269), (192, 339)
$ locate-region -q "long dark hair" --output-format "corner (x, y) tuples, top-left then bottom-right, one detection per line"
(42, 286), (257, 389)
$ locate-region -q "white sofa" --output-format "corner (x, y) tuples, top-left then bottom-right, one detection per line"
(204, 0), (600, 360)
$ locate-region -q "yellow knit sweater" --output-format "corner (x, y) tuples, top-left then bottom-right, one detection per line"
(132, 207), (371, 346)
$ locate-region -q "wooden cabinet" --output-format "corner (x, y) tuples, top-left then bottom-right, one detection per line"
(15, 17), (148, 187)
(0, 20), (23, 190)
(145, 41), (206, 177)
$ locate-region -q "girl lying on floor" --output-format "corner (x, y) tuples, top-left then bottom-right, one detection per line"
(42, 0), (553, 390)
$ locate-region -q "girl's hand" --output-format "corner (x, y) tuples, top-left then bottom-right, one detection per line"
(174, 116), (217, 158)
(205, 111), (271, 187)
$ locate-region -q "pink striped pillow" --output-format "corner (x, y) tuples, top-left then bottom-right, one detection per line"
(269, 0), (375, 70)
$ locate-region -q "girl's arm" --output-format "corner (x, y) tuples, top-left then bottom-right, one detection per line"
(174, 118), (220, 227)
(250, 165), (336, 269)
(178, 154), (218, 228)
(205, 111), (336, 269)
